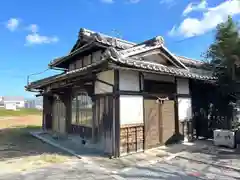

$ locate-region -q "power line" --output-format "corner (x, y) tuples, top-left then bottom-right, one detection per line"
(27, 68), (50, 85)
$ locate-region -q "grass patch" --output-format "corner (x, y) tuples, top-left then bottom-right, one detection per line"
(0, 108), (42, 117)
(0, 115), (74, 174)
(40, 153), (68, 163)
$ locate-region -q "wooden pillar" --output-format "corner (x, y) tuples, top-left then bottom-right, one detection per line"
(113, 69), (120, 157)
(59, 89), (72, 133)
(42, 95), (47, 130)
(65, 90), (72, 133)
(42, 95), (53, 130)
(174, 77), (180, 135)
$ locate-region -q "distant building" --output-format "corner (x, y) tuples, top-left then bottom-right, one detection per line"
(3, 96), (25, 109)
(5, 102), (17, 111)
(24, 97), (43, 109)
(24, 99), (36, 108)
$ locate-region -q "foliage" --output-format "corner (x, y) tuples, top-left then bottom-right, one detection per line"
(205, 16), (240, 99)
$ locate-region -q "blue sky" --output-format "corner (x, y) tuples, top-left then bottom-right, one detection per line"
(0, 0), (239, 97)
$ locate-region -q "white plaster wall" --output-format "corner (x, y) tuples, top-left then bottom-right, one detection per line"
(94, 70), (114, 94)
(143, 73), (175, 83)
(119, 70), (140, 91)
(178, 97), (192, 122)
(120, 95), (143, 125)
(177, 78), (189, 95)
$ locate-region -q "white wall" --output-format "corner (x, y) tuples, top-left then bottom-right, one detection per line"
(177, 78), (189, 95)
(178, 98), (192, 122)
(176, 78), (192, 121)
(119, 70), (140, 91)
(94, 70), (114, 94)
(120, 95), (143, 125)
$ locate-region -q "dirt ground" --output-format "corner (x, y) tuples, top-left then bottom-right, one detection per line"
(0, 115), (76, 174)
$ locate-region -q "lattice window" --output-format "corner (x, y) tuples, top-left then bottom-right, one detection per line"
(71, 91), (93, 127)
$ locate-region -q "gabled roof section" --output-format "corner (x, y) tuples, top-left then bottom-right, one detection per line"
(102, 47), (215, 80)
(118, 36), (188, 70)
(76, 28), (135, 50)
(49, 27), (210, 69)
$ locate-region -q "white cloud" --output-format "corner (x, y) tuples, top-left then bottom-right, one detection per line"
(169, 0), (240, 38)
(25, 33), (59, 45)
(6, 18), (20, 31)
(25, 23), (58, 45)
(183, 0), (207, 16)
(168, 26), (177, 36)
(101, 0), (114, 3)
(160, 0), (176, 7)
(27, 24), (39, 33)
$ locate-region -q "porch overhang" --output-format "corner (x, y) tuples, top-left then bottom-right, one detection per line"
(25, 60), (109, 92)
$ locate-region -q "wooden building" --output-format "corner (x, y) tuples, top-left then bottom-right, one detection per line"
(26, 28), (215, 157)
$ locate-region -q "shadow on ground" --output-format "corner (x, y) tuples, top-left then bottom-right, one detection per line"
(0, 126), (74, 161)
(164, 138), (240, 171)
(117, 163), (204, 180)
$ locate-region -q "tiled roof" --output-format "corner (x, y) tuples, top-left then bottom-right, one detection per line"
(27, 29), (215, 90)
(103, 47), (215, 81)
(79, 28), (135, 49)
(176, 56), (211, 69)
(50, 28), (209, 68)
(27, 40), (215, 90)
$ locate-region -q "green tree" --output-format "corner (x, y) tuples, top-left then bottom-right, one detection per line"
(205, 16), (240, 99)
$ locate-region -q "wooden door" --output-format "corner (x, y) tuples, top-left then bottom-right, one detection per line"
(160, 100), (175, 144)
(52, 100), (58, 132)
(59, 101), (66, 134)
(144, 99), (161, 149)
(52, 99), (66, 133)
(144, 99), (176, 149)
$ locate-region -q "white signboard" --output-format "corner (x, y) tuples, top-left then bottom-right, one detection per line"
(214, 129), (235, 148)
(178, 98), (192, 122)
